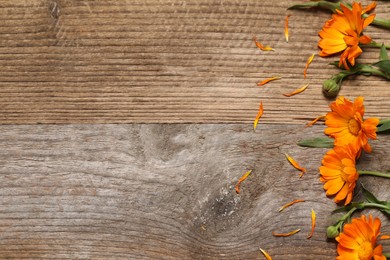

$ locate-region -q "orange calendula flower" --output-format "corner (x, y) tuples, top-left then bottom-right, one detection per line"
(306, 115), (325, 127)
(253, 36), (274, 51)
(285, 14), (291, 42)
(336, 215), (385, 260)
(318, 2), (376, 70)
(278, 199), (305, 212)
(282, 84), (309, 97)
(257, 77), (281, 86)
(272, 229), (300, 237)
(235, 170), (252, 194)
(307, 209), (316, 239)
(285, 153), (306, 177)
(303, 53), (315, 79)
(319, 144), (358, 205)
(324, 96), (380, 153)
(253, 101), (264, 131)
(259, 248), (272, 260)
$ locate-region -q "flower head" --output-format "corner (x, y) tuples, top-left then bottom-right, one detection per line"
(324, 96), (379, 154)
(319, 144), (358, 205)
(336, 215), (385, 260)
(318, 2), (376, 70)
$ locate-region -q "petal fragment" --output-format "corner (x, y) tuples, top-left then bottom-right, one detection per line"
(278, 199), (305, 212)
(304, 54), (315, 79)
(307, 209), (316, 239)
(272, 229), (301, 237)
(285, 153), (306, 177)
(253, 36), (274, 51)
(285, 14), (291, 43)
(259, 248), (272, 260)
(257, 77), (281, 86)
(253, 101), (264, 131)
(235, 170), (252, 194)
(283, 84), (309, 97)
(306, 115), (326, 127)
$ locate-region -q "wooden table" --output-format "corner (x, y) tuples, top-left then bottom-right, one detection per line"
(0, 1), (389, 259)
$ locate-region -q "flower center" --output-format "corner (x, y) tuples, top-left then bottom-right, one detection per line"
(357, 241), (373, 260)
(348, 119), (361, 135)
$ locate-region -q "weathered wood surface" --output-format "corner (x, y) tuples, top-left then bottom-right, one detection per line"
(0, 124), (388, 259)
(0, 0), (389, 124)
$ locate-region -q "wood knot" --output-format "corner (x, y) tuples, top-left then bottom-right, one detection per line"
(49, 1), (61, 20)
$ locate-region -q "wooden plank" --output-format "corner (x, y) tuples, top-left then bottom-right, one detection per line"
(0, 0), (389, 124)
(0, 124), (388, 258)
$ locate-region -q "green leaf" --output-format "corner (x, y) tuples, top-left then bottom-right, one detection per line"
(297, 137), (334, 148)
(380, 44), (389, 61)
(288, 1), (340, 13)
(377, 119), (390, 133)
(372, 60), (390, 73)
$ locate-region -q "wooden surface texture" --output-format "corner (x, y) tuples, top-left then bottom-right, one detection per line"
(0, 0), (389, 259)
(0, 124), (388, 259)
(0, 0), (389, 124)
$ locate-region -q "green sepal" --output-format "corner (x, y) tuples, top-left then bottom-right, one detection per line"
(297, 137), (334, 148)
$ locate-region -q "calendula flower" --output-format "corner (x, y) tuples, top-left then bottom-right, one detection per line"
(324, 96), (379, 153)
(336, 215), (385, 260)
(319, 144), (358, 205)
(318, 2), (376, 70)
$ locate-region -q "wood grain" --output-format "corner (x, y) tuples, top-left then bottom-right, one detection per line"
(0, 0), (389, 124)
(0, 124), (388, 259)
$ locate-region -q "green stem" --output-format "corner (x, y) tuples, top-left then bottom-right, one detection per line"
(358, 170), (390, 178)
(365, 41), (390, 49)
(383, 252), (390, 259)
(362, 202), (390, 211)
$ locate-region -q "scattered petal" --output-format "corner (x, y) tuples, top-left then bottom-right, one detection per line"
(235, 170), (252, 194)
(303, 54), (315, 79)
(306, 115), (326, 127)
(253, 36), (274, 51)
(259, 248), (272, 260)
(283, 84), (309, 97)
(285, 14), (291, 42)
(253, 101), (264, 131)
(278, 199), (305, 212)
(257, 77), (281, 86)
(272, 229), (301, 237)
(285, 153), (306, 178)
(307, 209), (316, 239)
(380, 235), (390, 240)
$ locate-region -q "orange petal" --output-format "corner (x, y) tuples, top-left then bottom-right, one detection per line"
(283, 84), (309, 97)
(259, 248), (273, 260)
(285, 153), (306, 177)
(380, 235), (390, 240)
(307, 209), (316, 239)
(304, 54), (315, 79)
(279, 199), (305, 212)
(253, 36), (274, 51)
(306, 115), (326, 127)
(253, 101), (264, 130)
(272, 229), (301, 237)
(235, 170), (252, 194)
(257, 77), (281, 86)
(362, 2), (376, 14)
(285, 14), (291, 43)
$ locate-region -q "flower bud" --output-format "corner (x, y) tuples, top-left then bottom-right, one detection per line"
(326, 225), (339, 239)
(322, 79), (340, 98)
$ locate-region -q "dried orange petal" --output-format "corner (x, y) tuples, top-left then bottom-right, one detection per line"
(235, 170), (252, 194)
(253, 101), (264, 131)
(307, 209), (316, 239)
(259, 248), (272, 260)
(272, 229), (301, 237)
(285, 153), (306, 178)
(278, 199), (305, 212)
(304, 54), (315, 79)
(257, 77), (281, 86)
(283, 84), (309, 97)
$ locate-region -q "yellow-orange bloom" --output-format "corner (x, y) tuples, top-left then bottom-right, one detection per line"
(324, 96), (379, 154)
(319, 144), (358, 205)
(336, 215), (385, 260)
(318, 2), (376, 70)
